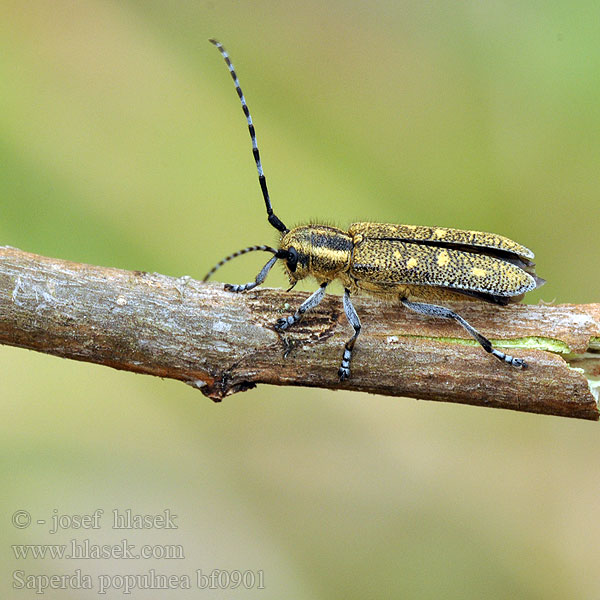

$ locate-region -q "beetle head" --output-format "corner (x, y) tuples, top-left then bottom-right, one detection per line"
(279, 228), (311, 285)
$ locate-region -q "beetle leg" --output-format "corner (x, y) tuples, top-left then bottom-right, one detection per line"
(401, 298), (526, 368)
(275, 282), (328, 331)
(338, 288), (362, 381)
(223, 256), (278, 293)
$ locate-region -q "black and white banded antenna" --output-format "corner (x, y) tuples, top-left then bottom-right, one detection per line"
(209, 39), (288, 235)
(202, 244), (288, 288)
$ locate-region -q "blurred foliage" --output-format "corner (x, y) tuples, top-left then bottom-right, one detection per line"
(1, 1), (599, 598)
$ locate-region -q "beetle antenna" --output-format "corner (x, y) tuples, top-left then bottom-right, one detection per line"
(209, 39), (289, 234)
(203, 245), (287, 281)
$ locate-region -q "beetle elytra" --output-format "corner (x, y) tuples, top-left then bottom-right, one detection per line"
(204, 40), (545, 381)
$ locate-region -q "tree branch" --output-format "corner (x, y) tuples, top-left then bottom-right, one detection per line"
(1, 246), (598, 420)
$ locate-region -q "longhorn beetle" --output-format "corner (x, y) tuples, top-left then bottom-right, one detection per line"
(204, 39), (545, 380)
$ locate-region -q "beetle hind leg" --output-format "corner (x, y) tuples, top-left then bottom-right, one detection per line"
(338, 289), (362, 381)
(400, 298), (526, 369)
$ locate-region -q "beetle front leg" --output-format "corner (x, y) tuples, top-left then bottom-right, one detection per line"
(338, 288), (362, 381)
(223, 255), (278, 293)
(275, 282), (328, 331)
(401, 298), (526, 368)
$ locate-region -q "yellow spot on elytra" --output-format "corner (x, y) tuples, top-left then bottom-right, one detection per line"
(406, 257), (418, 269)
(394, 250), (402, 259)
(437, 250), (450, 267)
(434, 228), (447, 238)
(472, 268), (487, 277)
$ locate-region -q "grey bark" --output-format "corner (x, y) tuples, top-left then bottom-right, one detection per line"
(1, 246), (598, 420)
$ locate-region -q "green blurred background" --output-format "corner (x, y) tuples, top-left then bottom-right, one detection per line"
(1, 1), (599, 598)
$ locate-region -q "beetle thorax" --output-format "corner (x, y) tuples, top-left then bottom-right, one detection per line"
(280, 225), (353, 284)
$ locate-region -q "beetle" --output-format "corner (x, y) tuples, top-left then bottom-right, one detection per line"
(203, 39), (545, 380)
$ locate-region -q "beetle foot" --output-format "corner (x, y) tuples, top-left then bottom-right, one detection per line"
(492, 349), (527, 369)
(275, 316), (295, 331)
(338, 347), (352, 381)
(338, 366), (350, 381)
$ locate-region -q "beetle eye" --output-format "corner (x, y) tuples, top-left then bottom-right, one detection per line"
(286, 246), (298, 272)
